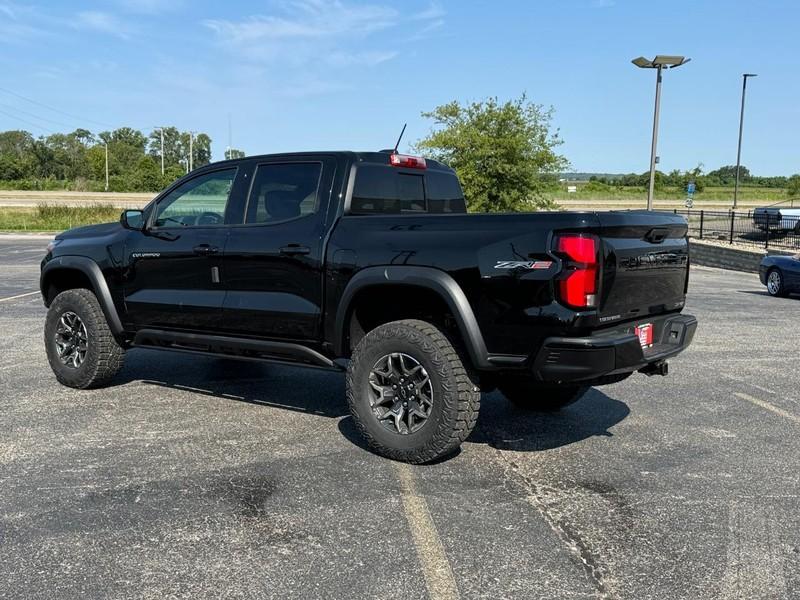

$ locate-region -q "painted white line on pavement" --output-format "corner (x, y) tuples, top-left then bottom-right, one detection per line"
(0, 291), (39, 303)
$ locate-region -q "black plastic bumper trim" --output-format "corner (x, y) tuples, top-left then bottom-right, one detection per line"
(533, 313), (697, 383)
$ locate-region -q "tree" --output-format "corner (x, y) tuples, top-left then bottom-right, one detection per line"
(707, 165), (750, 185)
(179, 132), (212, 169)
(193, 133), (212, 167)
(225, 147), (245, 160)
(102, 127), (147, 151)
(413, 95), (568, 211)
(148, 127), (184, 169)
(787, 175), (800, 198)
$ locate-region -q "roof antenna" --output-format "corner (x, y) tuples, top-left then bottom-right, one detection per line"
(392, 123), (407, 154)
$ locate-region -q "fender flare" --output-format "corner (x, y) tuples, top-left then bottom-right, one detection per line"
(334, 265), (492, 370)
(41, 256), (125, 337)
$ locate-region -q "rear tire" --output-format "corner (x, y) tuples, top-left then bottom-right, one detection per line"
(499, 378), (588, 411)
(346, 319), (480, 464)
(766, 268), (788, 297)
(44, 289), (125, 389)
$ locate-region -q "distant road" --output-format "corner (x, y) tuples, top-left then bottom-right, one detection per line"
(0, 190), (767, 211)
(0, 190), (154, 209)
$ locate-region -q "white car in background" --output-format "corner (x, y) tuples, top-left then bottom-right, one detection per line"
(753, 206), (800, 232)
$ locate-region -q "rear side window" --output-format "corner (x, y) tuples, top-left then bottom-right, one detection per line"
(425, 171), (467, 213)
(351, 166), (465, 214)
(245, 162), (322, 224)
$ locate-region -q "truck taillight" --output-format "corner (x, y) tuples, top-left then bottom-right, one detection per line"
(556, 234), (598, 309)
(389, 153), (426, 169)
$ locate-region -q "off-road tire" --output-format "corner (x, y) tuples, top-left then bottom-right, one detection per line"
(499, 379), (588, 412)
(44, 288), (125, 389)
(346, 319), (480, 464)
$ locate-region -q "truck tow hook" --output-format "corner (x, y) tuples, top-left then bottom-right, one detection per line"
(639, 361), (669, 377)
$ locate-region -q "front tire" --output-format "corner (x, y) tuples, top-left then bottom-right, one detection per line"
(44, 288), (125, 389)
(766, 268), (787, 297)
(346, 319), (480, 464)
(499, 378), (588, 411)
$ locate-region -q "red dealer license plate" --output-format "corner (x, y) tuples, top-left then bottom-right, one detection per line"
(635, 323), (654, 349)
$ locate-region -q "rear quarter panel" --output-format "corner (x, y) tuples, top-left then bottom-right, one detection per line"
(325, 212), (602, 356)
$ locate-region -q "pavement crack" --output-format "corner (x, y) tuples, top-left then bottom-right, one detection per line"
(493, 449), (616, 600)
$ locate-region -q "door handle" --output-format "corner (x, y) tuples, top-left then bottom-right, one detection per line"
(193, 244), (220, 256)
(279, 244), (310, 256)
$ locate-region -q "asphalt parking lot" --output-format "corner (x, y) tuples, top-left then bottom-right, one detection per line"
(1, 235), (799, 600)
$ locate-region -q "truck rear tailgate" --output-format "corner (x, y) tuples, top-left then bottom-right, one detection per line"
(596, 211), (689, 323)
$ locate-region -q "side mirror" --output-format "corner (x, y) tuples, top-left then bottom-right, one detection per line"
(120, 209), (145, 231)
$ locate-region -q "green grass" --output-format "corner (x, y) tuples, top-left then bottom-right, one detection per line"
(545, 184), (791, 204)
(0, 204), (120, 231)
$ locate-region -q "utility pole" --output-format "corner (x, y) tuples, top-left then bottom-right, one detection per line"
(188, 131), (194, 172)
(159, 127), (165, 175)
(733, 73), (757, 210)
(104, 143), (109, 192)
(226, 113), (232, 160)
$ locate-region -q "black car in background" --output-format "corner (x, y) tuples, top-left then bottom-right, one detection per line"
(760, 254), (800, 297)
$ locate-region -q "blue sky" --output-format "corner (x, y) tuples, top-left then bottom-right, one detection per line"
(0, 0), (797, 175)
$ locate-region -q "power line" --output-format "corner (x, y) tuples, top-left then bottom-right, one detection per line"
(0, 102), (77, 130)
(0, 85), (115, 129)
(0, 107), (52, 135)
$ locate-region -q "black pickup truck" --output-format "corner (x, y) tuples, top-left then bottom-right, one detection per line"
(41, 151), (696, 463)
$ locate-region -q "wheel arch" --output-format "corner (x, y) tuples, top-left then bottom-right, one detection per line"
(334, 266), (491, 370)
(41, 256), (124, 337)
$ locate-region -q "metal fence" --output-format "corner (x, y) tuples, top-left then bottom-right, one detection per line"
(671, 209), (800, 251)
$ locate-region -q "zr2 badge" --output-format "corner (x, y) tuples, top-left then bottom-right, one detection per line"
(494, 260), (553, 270)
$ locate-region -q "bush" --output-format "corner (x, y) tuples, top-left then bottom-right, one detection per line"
(583, 180), (611, 193)
(786, 175), (800, 198)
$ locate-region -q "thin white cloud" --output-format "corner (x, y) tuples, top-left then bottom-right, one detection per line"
(0, 1), (47, 42)
(199, 0), (445, 98)
(412, 2), (445, 21)
(115, 0), (185, 14)
(74, 11), (132, 39)
(203, 0), (443, 67)
(203, 0), (398, 43)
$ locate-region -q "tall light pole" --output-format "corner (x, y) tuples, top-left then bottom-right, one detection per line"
(159, 127), (165, 175)
(733, 73), (757, 210)
(188, 131), (195, 172)
(632, 55), (691, 210)
(104, 142), (109, 192)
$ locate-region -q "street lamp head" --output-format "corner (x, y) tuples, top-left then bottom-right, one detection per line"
(654, 55), (689, 67)
(743, 73), (758, 78)
(632, 55), (690, 69)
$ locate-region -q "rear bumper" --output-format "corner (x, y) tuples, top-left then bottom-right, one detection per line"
(532, 313), (697, 383)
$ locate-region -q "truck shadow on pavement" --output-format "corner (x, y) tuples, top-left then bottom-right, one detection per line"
(122, 350), (349, 418)
(337, 387), (630, 456)
(123, 350), (630, 457)
(467, 389), (630, 453)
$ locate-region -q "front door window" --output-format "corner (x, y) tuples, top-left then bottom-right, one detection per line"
(153, 168), (237, 228)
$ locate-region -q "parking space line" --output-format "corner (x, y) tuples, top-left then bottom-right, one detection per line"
(395, 463), (460, 600)
(734, 392), (800, 425)
(0, 291), (39, 303)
